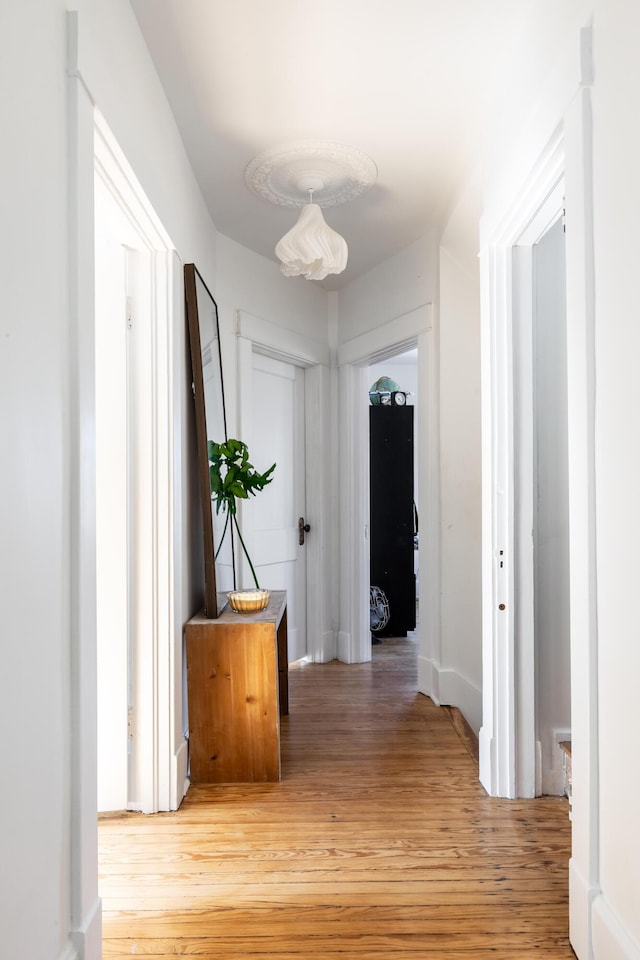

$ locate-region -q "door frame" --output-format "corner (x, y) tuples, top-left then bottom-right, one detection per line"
(480, 37), (601, 958)
(236, 310), (334, 662)
(94, 112), (186, 815)
(336, 304), (440, 682)
(479, 128), (566, 799)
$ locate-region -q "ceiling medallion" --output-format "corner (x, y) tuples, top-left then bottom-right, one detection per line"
(245, 140), (377, 280)
(244, 140), (377, 209)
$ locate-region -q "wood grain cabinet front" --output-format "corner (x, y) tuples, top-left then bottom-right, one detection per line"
(185, 591), (288, 783)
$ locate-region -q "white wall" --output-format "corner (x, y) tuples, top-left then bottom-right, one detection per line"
(430, 163), (485, 734)
(338, 232), (438, 343)
(0, 6), (73, 959)
(75, 0), (217, 277)
(590, 0), (640, 954)
(214, 233), (329, 439)
(438, 241), (482, 732)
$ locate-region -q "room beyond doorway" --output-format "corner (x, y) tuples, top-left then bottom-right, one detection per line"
(368, 349), (419, 643)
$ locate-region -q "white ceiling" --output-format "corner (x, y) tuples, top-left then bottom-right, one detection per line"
(130, 0), (533, 289)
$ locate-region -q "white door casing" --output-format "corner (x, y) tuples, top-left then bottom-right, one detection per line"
(94, 113), (186, 815)
(479, 128), (566, 800)
(337, 305), (439, 675)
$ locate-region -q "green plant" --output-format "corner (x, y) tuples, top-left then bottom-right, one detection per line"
(208, 438), (276, 589)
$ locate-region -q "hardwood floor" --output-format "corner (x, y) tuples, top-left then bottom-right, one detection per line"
(99, 634), (575, 958)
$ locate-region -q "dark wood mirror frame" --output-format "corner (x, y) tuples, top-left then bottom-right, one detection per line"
(184, 263), (229, 618)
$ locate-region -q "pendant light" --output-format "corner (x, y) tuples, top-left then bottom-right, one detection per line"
(245, 140), (377, 281)
(275, 182), (348, 280)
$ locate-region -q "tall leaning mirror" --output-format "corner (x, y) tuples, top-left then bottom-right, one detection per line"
(184, 263), (233, 618)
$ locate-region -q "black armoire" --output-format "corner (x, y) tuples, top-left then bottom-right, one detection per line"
(369, 405), (416, 637)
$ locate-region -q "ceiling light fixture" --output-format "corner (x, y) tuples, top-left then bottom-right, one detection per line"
(245, 141), (377, 281)
(275, 177), (347, 281)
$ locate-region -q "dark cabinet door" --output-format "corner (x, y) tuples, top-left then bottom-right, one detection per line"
(369, 406), (416, 637)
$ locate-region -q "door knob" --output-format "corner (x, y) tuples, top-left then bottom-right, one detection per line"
(298, 517), (311, 545)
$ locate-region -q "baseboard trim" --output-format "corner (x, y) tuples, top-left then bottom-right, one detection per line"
(417, 653), (440, 701)
(337, 630), (351, 663)
(592, 891), (640, 960)
(70, 894), (102, 960)
(319, 629), (337, 662)
(418, 655), (481, 735)
(307, 629), (337, 663)
(569, 858), (592, 960)
(541, 727), (572, 797)
(442, 705), (479, 762)
(172, 737), (189, 810)
(478, 726), (494, 795)
(58, 941), (79, 960)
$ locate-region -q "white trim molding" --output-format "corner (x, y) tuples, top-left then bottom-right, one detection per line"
(426, 665), (482, 735)
(69, 895), (102, 960)
(415, 319), (441, 705)
(338, 305), (430, 367)
(564, 30), (601, 960)
(479, 127), (565, 800)
(95, 115), (185, 815)
(337, 304), (439, 675)
(58, 944), (80, 960)
(237, 310), (330, 368)
(67, 14), (102, 958)
(337, 362), (372, 663)
(591, 895), (640, 960)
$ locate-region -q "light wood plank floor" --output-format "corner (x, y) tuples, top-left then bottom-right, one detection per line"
(99, 634), (575, 959)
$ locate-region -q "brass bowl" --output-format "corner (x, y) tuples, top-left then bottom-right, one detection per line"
(227, 589), (270, 613)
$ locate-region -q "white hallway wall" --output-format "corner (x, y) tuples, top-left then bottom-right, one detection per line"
(439, 178), (483, 733)
(0, 4), (73, 959)
(455, 0), (639, 955)
(214, 233), (329, 440)
(590, 0), (640, 955)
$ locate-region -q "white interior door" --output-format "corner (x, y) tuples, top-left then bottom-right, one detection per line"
(242, 352), (307, 662)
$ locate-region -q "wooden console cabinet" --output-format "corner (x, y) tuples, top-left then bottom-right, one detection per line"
(185, 591), (288, 783)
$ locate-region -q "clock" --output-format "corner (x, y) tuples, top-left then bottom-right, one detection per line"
(391, 391), (407, 406)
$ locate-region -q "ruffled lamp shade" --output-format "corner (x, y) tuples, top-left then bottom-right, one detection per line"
(275, 203), (348, 280)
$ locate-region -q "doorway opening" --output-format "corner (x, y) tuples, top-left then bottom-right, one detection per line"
(94, 113), (184, 815)
(479, 131), (570, 798)
(94, 176), (139, 812)
(337, 303), (439, 691)
(368, 349), (419, 645)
